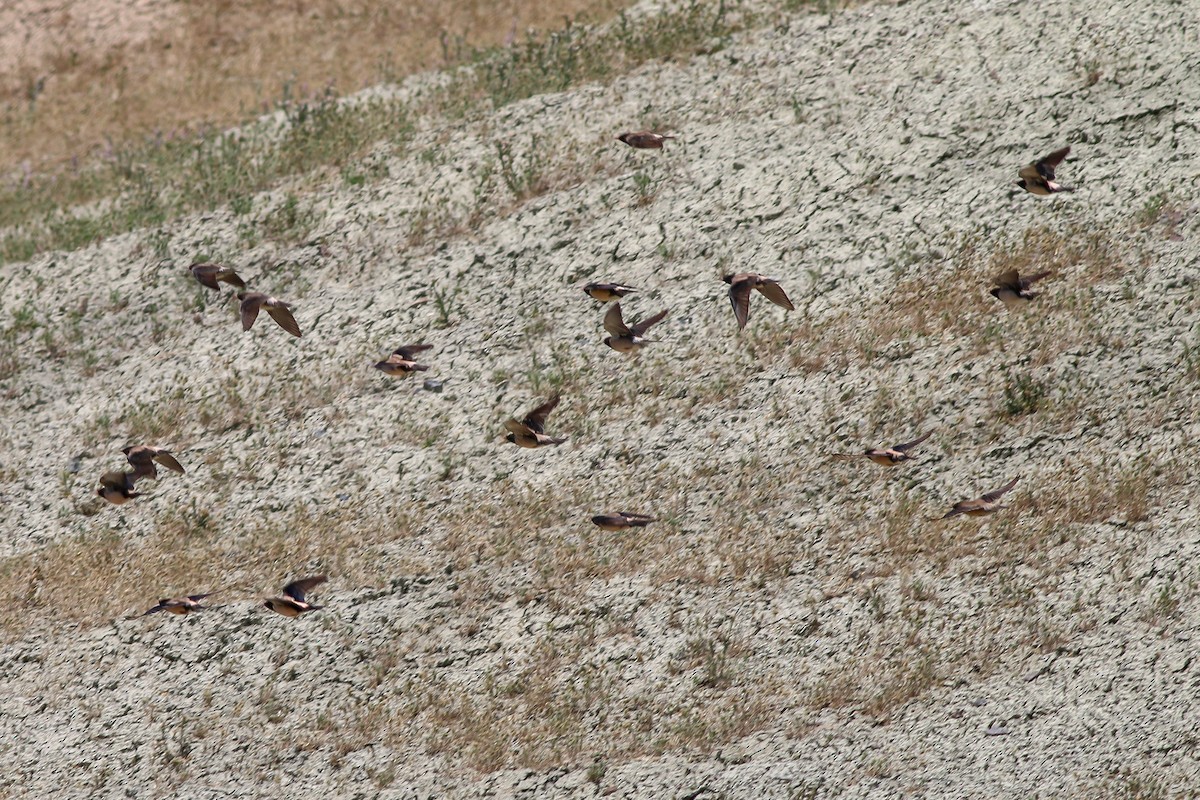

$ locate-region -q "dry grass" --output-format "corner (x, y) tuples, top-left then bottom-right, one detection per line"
(0, 0), (629, 173)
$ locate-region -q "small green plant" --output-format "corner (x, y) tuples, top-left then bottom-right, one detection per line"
(1002, 371), (1047, 417)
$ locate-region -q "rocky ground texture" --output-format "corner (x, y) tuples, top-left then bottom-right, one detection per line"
(1, 0), (1199, 797)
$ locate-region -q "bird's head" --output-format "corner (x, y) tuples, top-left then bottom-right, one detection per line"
(721, 273), (735, 284)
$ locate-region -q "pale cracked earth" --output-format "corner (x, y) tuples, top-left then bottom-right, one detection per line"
(1, 0), (1199, 798)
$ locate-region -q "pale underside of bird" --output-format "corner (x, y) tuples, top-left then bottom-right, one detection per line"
(238, 291), (302, 338)
(505, 395), (567, 448)
(939, 476), (1021, 519)
(603, 303), (669, 353)
(263, 576), (327, 617)
(990, 269), (1052, 311)
(591, 511), (657, 531)
(97, 470), (139, 504)
(723, 273), (794, 330)
(141, 593), (214, 616)
(375, 343), (433, 376)
(583, 282), (637, 303)
(833, 430), (933, 466)
(1016, 146), (1073, 195)
(123, 445), (186, 483)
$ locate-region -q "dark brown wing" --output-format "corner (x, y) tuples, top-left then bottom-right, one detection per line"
(191, 264), (220, 289)
(219, 269), (246, 289)
(893, 431), (933, 453)
(524, 395), (561, 434)
(1018, 271), (1052, 290)
(153, 451), (186, 474)
(630, 309), (669, 337)
(393, 343), (432, 360)
(240, 295), (262, 331)
(1036, 147), (1070, 180)
(187, 592), (214, 602)
(266, 304), (302, 338)
(992, 269), (1021, 291)
(504, 418), (534, 436)
(603, 304), (631, 337)
(981, 476), (1020, 503)
(283, 575), (327, 603)
(728, 277), (752, 330)
(100, 470), (135, 491)
(755, 279), (794, 311)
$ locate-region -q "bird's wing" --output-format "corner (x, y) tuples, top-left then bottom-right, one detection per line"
(992, 269), (1021, 290)
(240, 298), (261, 331)
(1036, 146), (1070, 179)
(283, 576), (327, 603)
(504, 418), (533, 435)
(153, 451), (186, 474)
(603, 304), (631, 337)
(982, 476), (1020, 503)
(893, 430), (933, 453)
(1018, 162), (1043, 182)
(755, 279), (795, 311)
(1019, 271), (1052, 289)
(266, 305), (302, 338)
(221, 270), (246, 289)
(630, 309), (669, 337)
(524, 395), (561, 434)
(394, 343), (432, 359)
(192, 266), (219, 289)
(729, 279), (752, 329)
(100, 470), (134, 490)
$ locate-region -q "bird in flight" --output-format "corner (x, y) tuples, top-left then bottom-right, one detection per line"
(375, 343), (433, 377)
(140, 593), (216, 616)
(616, 131), (675, 149)
(591, 511), (657, 531)
(583, 282), (637, 303)
(938, 476), (1021, 519)
(237, 291), (302, 337)
(123, 446), (186, 483)
(190, 263), (246, 291)
(603, 303), (669, 353)
(723, 273), (794, 330)
(263, 576), (327, 617)
(1015, 147), (1073, 195)
(990, 269), (1052, 311)
(832, 431), (933, 466)
(504, 395), (567, 449)
(97, 470), (139, 505)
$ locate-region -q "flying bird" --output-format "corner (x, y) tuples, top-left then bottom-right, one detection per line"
(375, 343), (433, 377)
(97, 470), (139, 505)
(938, 476), (1021, 519)
(190, 263), (246, 290)
(1016, 147), (1073, 195)
(617, 131), (675, 149)
(505, 395), (567, 449)
(123, 446), (186, 483)
(237, 291), (302, 338)
(141, 593), (215, 616)
(583, 282), (637, 303)
(833, 431), (933, 466)
(591, 511), (657, 531)
(990, 269), (1052, 311)
(723, 273), (794, 330)
(263, 576), (327, 617)
(603, 303), (669, 353)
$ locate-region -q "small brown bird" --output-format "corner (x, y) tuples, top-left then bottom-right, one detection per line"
(617, 131), (675, 149)
(583, 282), (637, 303)
(190, 263), (246, 290)
(591, 511), (656, 531)
(237, 291), (302, 338)
(97, 470), (139, 505)
(375, 343), (433, 377)
(939, 476), (1021, 519)
(123, 446), (186, 483)
(141, 593), (215, 616)
(723, 273), (795, 330)
(834, 431), (933, 466)
(603, 303), (669, 353)
(990, 269), (1052, 311)
(263, 576), (327, 617)
(505, 395), (567, 449)
(1016, 147), (1073, 195)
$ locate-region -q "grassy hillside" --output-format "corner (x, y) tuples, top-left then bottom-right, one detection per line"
(0, 0), (1198, 797)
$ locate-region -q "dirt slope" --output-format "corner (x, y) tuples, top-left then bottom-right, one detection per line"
(0, 0), (1198, 797)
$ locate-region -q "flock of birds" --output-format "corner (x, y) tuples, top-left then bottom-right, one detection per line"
(96, 133), (1074, 619)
